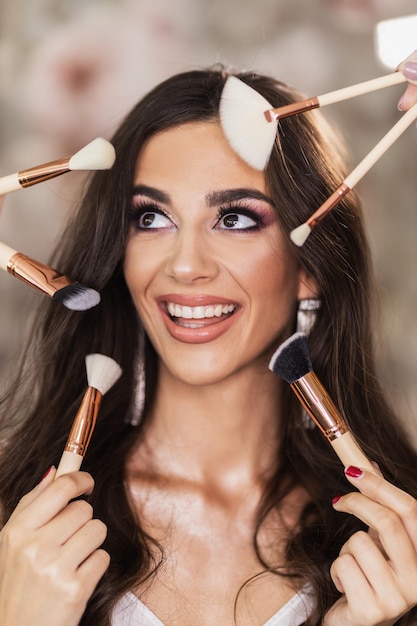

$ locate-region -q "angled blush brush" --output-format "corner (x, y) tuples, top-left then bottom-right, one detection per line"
(269, 332), (375, 472)
(0, 241), (100, 310)
(55, 353), (122, 478)
(0, 137), (115, 195)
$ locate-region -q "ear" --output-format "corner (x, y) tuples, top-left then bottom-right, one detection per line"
(297, 268), (320, 300)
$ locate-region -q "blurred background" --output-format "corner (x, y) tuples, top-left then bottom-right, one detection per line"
(0, 0), (416, 435)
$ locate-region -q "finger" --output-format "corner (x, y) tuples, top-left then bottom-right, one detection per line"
(62, 518), (107, 570)
(77, 548), (110, 597)
(333, 493), (417, 573)
(340, 529), (417, 610)
(44, 499), (94, 545)
(12, 472), (95, 530)
(342, 466), (417, 551)
(330, 553), (377, 622)
(8, 466), (56, 520)
(339, 530), (396, 590)
(397, 49), (417, 84)
(398, 83), (417, 111)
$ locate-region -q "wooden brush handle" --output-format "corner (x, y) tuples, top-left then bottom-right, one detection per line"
(0, 241), (17, 271)
(345, 102), (417, 188)
(318, 71), (406, 106)
(55, 451), (83, 478)
(331, 432), (376, 474)
(0, 173), (20, 194)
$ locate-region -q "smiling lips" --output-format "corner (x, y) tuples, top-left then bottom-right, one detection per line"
(159, 296), (240, 343)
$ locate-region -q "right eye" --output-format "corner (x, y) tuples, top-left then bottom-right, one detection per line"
(137, 210), (172, 229)
(130, 203), (174, 231)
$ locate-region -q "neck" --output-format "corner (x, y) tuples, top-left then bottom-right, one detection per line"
(133, 363), (285, 491)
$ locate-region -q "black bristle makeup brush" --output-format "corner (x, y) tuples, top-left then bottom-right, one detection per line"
(0, 241), (100, 311)
(269, 332), (375, 472)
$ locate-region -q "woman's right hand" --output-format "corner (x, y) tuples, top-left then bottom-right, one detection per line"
(0, 468), (110, 626)
(398, 49), (417, 111)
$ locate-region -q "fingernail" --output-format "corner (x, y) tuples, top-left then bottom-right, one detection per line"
(398, 95), (406, 111)
(403, 61), (417, 81)
(41, 466), (53, 481)
(345, 466), (364, 479)
(332, 495), (342, 505)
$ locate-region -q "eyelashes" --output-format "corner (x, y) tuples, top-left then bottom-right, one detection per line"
(130, 197), (269, 232)
(215, 204), (266, 231)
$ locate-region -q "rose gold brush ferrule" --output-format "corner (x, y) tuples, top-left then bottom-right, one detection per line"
(264, 97), (320, 123)
(291, 371), (348, 441)
(7, 253), (73, 297)
(18, 158), (70, 187)
(307, 183), (350, 228)
(64, 387), (102, 456)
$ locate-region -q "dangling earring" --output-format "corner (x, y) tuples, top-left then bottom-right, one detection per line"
(296, 298), (321, 335)
(129, 326), (146, 426)
(296, 298), (321, 428)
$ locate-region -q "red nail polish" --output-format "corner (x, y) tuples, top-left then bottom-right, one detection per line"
(42, 466), (52, 481)
(332, 495), (342, 505)
(345, 466), (363, 479)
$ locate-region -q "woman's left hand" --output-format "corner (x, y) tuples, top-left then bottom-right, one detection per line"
(324, 466), (417, 626)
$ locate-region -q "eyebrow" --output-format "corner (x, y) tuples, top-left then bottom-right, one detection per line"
(133, 185), (275, 208)
(206, 188), (274, 207)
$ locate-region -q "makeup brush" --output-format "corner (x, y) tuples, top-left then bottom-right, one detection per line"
(0, 241), (100, 311)
(219, 71), (406, 171)
(269, 332), (375, 473)
(55, 353), (122, 478)
(0, 137), (115, 195)
(290, 101), (417, 246)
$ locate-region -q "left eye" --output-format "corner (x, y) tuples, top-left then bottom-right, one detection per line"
(217, 212), (258, 230)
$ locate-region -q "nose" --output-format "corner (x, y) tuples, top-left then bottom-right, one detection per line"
(165, 228), (219, 284)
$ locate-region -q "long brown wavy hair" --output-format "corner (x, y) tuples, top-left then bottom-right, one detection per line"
(1, 67), (417, 625)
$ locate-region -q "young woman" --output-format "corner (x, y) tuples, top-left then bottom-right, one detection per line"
(0, 62), (417, 626)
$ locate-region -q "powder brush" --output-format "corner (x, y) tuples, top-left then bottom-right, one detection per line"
(269, 331), (375, 472)
(0, 137), (115, 195)
(55, 353), (122, 478)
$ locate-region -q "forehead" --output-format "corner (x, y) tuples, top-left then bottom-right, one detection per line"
(134, 121), (268, 195)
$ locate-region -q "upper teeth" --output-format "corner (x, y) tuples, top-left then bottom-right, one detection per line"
(167, 303), (236, 319)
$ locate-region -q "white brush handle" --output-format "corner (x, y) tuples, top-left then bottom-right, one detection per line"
(55, 450), (83, 478)
(0, 173), (20, 194)
(344, 101), (417, 188)
(0, 241), (16, 270)
(318, 71), (406, 106)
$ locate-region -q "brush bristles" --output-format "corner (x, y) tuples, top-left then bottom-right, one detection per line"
(269, 332), (312, 384)
(53, 283), (101, 311)
(85, 353), (122, 395)
(290, 223), (311, 247)
(219, 76), (277, 171)
(68, 138), (116, 171)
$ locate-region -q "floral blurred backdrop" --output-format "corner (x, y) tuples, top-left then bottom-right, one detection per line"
(0, 0), (416, 433)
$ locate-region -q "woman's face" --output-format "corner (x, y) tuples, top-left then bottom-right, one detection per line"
(124, 121), (312, 385)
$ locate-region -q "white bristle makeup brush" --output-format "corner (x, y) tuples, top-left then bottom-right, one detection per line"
(0, 241), (100, 311)
(0, 137), (115, 195)
(55, 354), (122, 478)
(269, 332), (376, 473)
(219, 71), (406, 171)
(219, 75), (277, 170)
(290, 101), (417, 246)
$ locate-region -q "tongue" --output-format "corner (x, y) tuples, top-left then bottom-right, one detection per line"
(173, 312), (231, 327)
